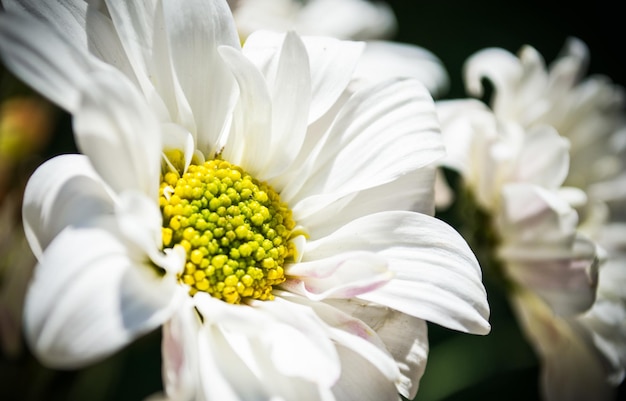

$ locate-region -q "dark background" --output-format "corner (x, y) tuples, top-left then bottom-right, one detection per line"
(1, 1), (625, 400)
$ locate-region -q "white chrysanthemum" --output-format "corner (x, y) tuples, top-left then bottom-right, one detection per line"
(227, 0), (450, 97)
(462, 38), (626, 400)
(0, 1), (490, 399)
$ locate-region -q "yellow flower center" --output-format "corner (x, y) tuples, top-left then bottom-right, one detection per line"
(159, 152), (296, 304)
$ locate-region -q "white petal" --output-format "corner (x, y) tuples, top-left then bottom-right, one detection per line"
(284, 78), (443, 218)
(515, 125), (570, 189)
(24, 222), (182, 368)
(286, 294), (425, 398)
(3, 0), (88, 48)
(325, 299), (429, 399)
(299, 165), (436, 239)
(283, 251), (392, 300)
(0, 11), (105, 112)
(499, 184), (599, 316)
(162, 0), (240, 155)
(331, 344), (399, 401)
(262, 31), (312, 179)
(22, 154), (114, 259)
(74, 71), (162, 198)
(305, 211), (491, 334)
(243, 30), (365, 124)
(354, 40), (449, 97)
(194, 294), (339, 399)
(218, 45), (272, 175)
(296, 0), (397, 40)
(463, 47), (523, 103)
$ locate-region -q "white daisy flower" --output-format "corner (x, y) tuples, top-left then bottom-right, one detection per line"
(0, 0), (490, 399)
(462, 38), (626, 400)
(227, 0), (450, 97)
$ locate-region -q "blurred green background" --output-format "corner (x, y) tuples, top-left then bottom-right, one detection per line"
(1, 1), (625, 400)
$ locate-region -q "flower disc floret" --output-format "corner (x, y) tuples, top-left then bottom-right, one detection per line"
(160, 158), (296, 304)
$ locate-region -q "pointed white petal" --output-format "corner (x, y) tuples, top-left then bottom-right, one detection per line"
(74, 71), (162, 198)
(22, 154), (114, 259)
(219, 45), (274, 176)
(162, 0), (240, 155)
(243, 30), (364, 124)
(262, 31), (312, 179)
(24, 222), (182, 368)
(305, 211), (490, 334)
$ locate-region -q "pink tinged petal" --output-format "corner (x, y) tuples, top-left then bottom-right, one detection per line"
(218, 45), (273, 175)
(354, 40), (449, 97)
(331, 344), (399, 401)
(161, 303), (203, 401)
(24, 223), (182, 368)
(284, 78), (444, 216)
(283, 251), (393, 300)
(162, 0), (240, 155)
(194, 294), (340, 397)
(510, 289), (616, 401)
(74, 71), (162, 198)
(305, 211), (491, 334)
(245, 297), (342, 387)
(499, 184), (599, 316)
(200, 324), (331, 401)
(325, 299), (430, 399)
(283, 295), (410, 395)
(0, 11), (106, 112)
(22, 154), (115, 259)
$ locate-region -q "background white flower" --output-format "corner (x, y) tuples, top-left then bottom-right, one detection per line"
(441, 38), (626, 401)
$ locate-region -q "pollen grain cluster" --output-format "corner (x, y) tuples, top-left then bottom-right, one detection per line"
(159, 157), (296, 304)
